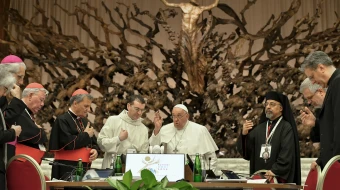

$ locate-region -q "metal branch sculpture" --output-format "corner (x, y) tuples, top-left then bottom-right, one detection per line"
(2, 0), (340, 157)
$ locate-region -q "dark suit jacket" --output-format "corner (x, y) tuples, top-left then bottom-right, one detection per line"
(317, 69), (340, 168)
(0, 97), (25, 173)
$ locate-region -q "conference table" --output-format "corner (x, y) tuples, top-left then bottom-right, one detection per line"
(46, 181), (303, 189)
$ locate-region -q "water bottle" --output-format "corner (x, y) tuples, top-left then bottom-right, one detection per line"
(75, 158), (83, 181)
(115, 154), (123, 176)
(193, 153), (202, 182)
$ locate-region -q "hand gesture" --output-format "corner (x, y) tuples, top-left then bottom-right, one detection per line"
(11, 125), (22, 137)
(153, 111), (163, 135)
(119, 128), (128, 141)
(299, 107), (316, 127)
(10, 84), (21, 99)
(84, 122), (94, 137)
(242, 120), (254, 135)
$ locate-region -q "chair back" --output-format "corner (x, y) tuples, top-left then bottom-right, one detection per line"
(303, 165), (321, 190)
(6, 154), (46, 190)
(317, 155), (340, 190)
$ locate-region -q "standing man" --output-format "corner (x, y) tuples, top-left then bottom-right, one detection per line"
(0, 70), (22, 190)
(299, 78), (326, 145)
(237, 91), (301, 184)
(0, 55), (26, 86)
(0, 55), (28, 162)
(5, 83), (49, 164)
(49, 89), (98, 180)
(300, 51), (340, 170)
(97, 94), (149, 169)
(150, 104), (218, 172)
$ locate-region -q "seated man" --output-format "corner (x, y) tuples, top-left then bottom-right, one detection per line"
(149, 104), (218, 172)
(236, 91), (301, 185)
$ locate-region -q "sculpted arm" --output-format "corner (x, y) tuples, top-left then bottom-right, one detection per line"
(201, 0), (219, 11)
(161, 0), (181, 8)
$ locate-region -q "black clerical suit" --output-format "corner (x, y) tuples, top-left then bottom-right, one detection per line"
(310, 109), (320, 143)
(5, 104), (48, 163)
(237, 117), (297, 183)
(49, 110), (99, 181)
(0, 96), (25, 189)
(317, 69), (340, 168)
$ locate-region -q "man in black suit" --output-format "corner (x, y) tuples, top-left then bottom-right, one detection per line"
(0, 70), (22, 190)
(301, 51), (340, 170)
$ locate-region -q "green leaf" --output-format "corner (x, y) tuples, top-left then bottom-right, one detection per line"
(148, 184), (167, 190)
(131, 179), (143, 190)
(82, 186), (93, 190)
(122, 170), (133, 188)
(106, 178), (118, 188)
(117, 180), (130, 190)
(141, 169), (158, 187)
(160, 176), (169, 188)
(168, 181), (193, 189)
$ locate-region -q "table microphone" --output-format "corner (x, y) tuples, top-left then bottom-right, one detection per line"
(41, 158), (76, 169)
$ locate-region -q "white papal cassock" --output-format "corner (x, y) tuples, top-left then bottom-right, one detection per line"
(149, 120), (218, 172)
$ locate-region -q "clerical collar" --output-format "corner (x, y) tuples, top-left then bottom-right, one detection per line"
(268, 115), (281, 126)
(68, 109), (79, 119)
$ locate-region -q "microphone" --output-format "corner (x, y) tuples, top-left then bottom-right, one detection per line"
(41, 158), (76, 169)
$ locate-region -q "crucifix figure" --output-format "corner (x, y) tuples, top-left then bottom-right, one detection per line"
(161, 0), (219, 94)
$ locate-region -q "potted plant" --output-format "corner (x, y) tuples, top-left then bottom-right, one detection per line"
(106, 169), (197, 190)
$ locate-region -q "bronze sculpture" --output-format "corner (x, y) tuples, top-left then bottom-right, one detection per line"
(161, 0), (219, 94)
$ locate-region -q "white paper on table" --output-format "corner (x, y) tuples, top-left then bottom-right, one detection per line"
(246, 179), (267, 183)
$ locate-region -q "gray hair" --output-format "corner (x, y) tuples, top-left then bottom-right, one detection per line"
(300, 51), (333, 72)
(22, 87), (49, 98)
(70, 94), (93, 104)
(0, 62), (26, 74)
(299, 78), (323, 94)
(0, 70), (16, 94)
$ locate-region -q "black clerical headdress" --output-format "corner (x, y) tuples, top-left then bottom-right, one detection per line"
(260, 91), (294, 126)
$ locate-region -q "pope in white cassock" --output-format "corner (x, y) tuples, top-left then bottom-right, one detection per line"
(149, 104), (219, 172)
(97, 95), (149, 169)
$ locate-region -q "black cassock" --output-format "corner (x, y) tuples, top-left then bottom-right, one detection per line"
(6, 105), (48, 149)
(317, 69), (340, 168)
(49, 111), (99, 180)
(0, 96), (26, 189)
(237, 118), (299, 184)
(1, 97), (28, 160)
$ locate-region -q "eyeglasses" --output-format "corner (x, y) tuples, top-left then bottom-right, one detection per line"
(170, 114), (186, 120)
(264, 102), (280, 107)
(131, 106), (145, 113)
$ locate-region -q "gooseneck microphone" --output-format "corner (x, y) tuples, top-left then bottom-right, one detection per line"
(41, 158), (76, 169)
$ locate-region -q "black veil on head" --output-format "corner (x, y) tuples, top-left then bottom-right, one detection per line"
(259, 91), (301, 185)
(259, 91), (295, 125)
